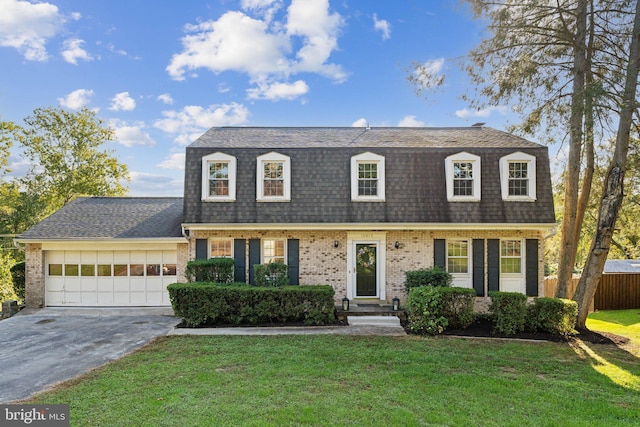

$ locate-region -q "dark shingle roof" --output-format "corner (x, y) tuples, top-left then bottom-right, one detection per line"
(183, 126), (556, 225)
(190, 126), (542, 149)
(17, 197), (184, 240)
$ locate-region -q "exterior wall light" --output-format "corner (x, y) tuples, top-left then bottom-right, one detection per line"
(342, 296), (349, 311)
(334, 240), (340, 248)
(392, 296), (400, 311)
(394, 241), (400, 249)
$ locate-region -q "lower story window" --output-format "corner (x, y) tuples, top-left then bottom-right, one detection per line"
(263, 239), (286, 264)
(210, 239), (233, 258)
(447, 240), (469, 274)
(501, 240), (522, 274)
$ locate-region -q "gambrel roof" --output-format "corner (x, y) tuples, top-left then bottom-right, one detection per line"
(184, 126), (555, 226)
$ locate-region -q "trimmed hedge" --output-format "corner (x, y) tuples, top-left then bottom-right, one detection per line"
(526, 297), (578, 337)
(168, 282), (335, 327)
(254, 262), (289, 287)
(185, 258), (235, 283)
(488, 291), (528, 335)
(406, 286), (476, 335)
(405, 266), (452, 290)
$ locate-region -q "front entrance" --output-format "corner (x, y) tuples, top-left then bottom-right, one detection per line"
(347, 232), (386, 300)
(355, 243), (377, 297)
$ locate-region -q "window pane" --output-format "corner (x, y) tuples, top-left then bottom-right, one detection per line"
(508, 162), (528, 196)
(263, 162), (284, 196)
(211, 239), (232, 257)
(263, 180), (284, 196)
(448, 258), (468, 274)
(146, 264), (161, 276)
(65, 264), (79, 276)
(209, 162), (230, 196)
(163, 264), (177, 276)
(447, 240), (469, 274)
(454, 162), (473, 179)
(263, 239), (286, 264)
(81, 264), (95, 276)
(114, 264), (128, 276)
(97, 264), (112, 276)
(49, 264), (62, 276)
(500, 240), (522, 274)
(130, 264), (144, 276)
(357, 162), (378, 196)
(501, 258), (521, 274)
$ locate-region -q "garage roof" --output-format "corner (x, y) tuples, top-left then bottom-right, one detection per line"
(17, 197), (184, 240)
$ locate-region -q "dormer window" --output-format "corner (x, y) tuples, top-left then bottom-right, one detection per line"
(351, 152), (385, 201)
(201, 152), (236, 202)
(500, 152), (536, 201)
(445, 152), (481, 201)
(257, 152), (291, 202)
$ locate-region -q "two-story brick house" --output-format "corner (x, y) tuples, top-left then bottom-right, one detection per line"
(17, 126), (555, 307)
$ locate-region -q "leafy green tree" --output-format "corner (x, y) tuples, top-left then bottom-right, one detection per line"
(0, 251), (17, 303)
(15, 107), (129, 210)
(0, 120), (14, 176)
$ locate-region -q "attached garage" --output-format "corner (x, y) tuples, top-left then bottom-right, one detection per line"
(17, 197), (186, 308)
(45, 249), (177, 306)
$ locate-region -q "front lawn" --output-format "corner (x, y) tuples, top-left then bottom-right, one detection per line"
(27, 333), (639, 426)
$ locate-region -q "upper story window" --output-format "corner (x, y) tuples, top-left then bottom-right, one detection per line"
(445, 152), (481, 201)
(500, 152), (536, 201)
(351, 152), (385, 202)
(447, 239), (469, 274)
(201, 152), (237, 202)
(257, 152), (291, 202)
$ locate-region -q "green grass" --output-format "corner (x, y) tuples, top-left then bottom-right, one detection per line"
(587, 309), (640, 349)
(27, 333), (639, 426)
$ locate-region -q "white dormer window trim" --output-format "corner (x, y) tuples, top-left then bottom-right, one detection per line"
(500, 152), (537, 201)
(351, 152), (385, 202)
(201, 152), (237, 202)
(445, 152), (481, 202)
(256, 152), (291, 202)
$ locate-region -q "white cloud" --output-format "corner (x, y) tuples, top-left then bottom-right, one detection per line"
(455, 105), (508, 119)
(129, 171), (184, 197)
(112, 121), (156, 147)
(70, 12), (81, 21)
(167, 0), (346, 100)
(61, 38), (93, 64)
(373, 14), (391, 40)
(109, 91), (136, 111)
(154, 102), (250, 145)
(57, 88), (94, 110)
(352, 118), (367, 127)
(398, 115), (425, 127)
(0, 0), (66, 61)
(157, 153), (185, 170)
(4, 155), (31, 177)
(247, 79), (309, 100)
(157, 93), (174, 105)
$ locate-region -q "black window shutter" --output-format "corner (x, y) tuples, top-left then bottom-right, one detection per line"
(287, 239), (300, 285)
(195, 239), (208, 260)
(526, 239), (539, 296)
(234, 239), (246, 283)
(472, 239), (485, 296)
(248, 239), (261, 285)
(434, 239), (446, 269)
(487, 239), (500, 292)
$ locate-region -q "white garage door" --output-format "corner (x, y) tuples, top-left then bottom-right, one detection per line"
(45, 250), (176, 306)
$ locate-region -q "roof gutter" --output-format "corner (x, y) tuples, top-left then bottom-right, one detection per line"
(181, 222), (556, 232)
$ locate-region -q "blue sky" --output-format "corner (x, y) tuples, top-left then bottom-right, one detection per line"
(1, 0), (523, 196)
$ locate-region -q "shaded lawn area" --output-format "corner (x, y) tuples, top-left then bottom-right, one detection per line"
(587, 309), (640, 355)
(27, 333), (639, 426)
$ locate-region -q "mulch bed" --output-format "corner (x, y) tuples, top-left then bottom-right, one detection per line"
(437, 316), (629, 345)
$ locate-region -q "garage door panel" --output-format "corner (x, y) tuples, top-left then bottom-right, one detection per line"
(81, 291), (98, 305)
(98, 279), (114, 292)
(46, 292), (64, 305)
(113, 292), (130, 305)
(64, 278), (81, 292)
(81, 279), (97, 292)
(146, 279), (165, 292)
(146, 292), (164, 305)
(47, 278), (65, 292)
(130, 292), (146, 305)
(98, 292), (114, 305)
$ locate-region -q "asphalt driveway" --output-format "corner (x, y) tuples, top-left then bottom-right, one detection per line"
(0, 307), (178, 403)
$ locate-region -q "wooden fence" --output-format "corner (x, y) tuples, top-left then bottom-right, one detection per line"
(544, 274), (640, 311)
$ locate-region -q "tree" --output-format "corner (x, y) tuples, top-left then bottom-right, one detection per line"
(15, 107), (129, 211)
(573, 0), (640, 327)
(0, 120), (14, 176)
(408, 0), (639, 322)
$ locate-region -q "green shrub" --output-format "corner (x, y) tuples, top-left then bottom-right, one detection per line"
(489, 291), (528, 335)
(406, 286), (448, 335)
(254, 262), (289, 287)
(404, 266), (452, 290)
(438, 287), (477, 330)
(526, 297), (578, 337)
(168, 282), (335, 327)
(185, 258), (235, 283)
(10, 261), (25, 302)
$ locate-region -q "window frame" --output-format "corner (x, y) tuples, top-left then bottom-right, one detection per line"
(262, 238), (287, 265)
(201, 152), (237, 202)
(446, 239), (471, 275)
(500, 239), (523, 275)
(351, 152), (385, 202)
(499, 152), (536, 201)
(445, 152), (481, 202)
(256, 152), (291, 202)
(209, 238), (234, 258)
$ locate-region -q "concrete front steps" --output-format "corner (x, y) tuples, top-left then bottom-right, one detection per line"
(336, 301), (405, 327)
(346, 315), (401, 327)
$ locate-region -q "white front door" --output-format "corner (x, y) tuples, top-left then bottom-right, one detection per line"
(347, 232), (386, 300)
